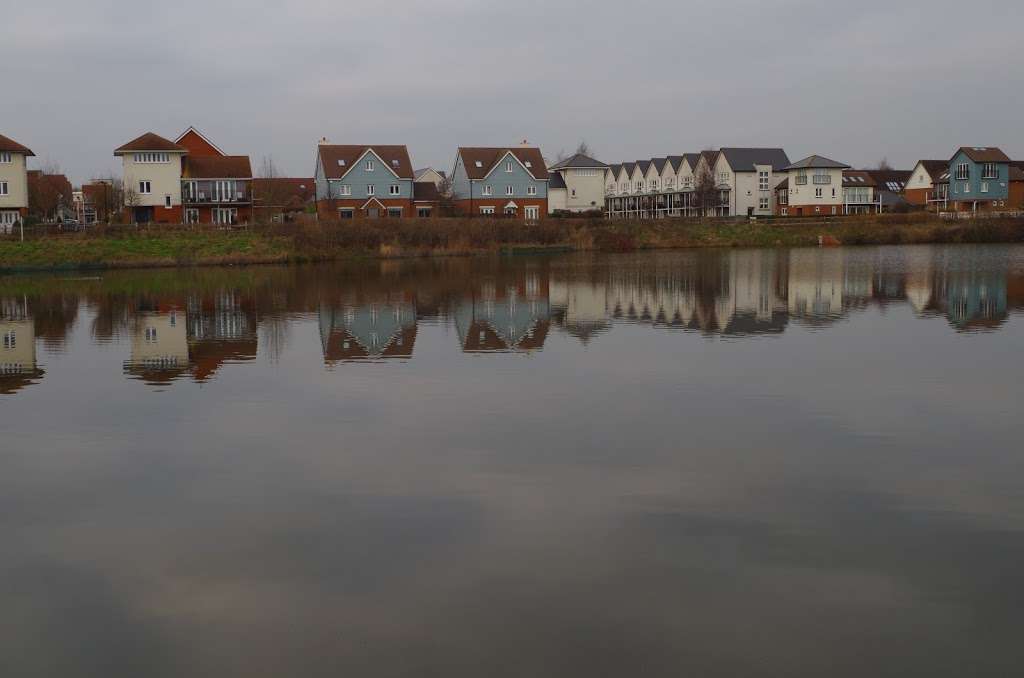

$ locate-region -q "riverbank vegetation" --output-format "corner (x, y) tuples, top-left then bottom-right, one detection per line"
(1, 214), (1022, 272)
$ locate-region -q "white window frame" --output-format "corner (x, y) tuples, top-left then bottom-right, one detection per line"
(758, 170), (770, 191)
(482, 185), (493, 196)
(388, 184), (401, 196)
(982, 163), (997, 180)
(480, 206), (495, 215)
(139, 181), (152, 194)
(339, 184), (352, 196)
(527, 185), (537, 196)
(0, 181), (7, 196)
(505, 161), (514, 173)
(955, 163), (969, 180)
(524, 206), (540, 220)
(185, 208), (199, 223)
(365, 159), (375, 171)
(506, 185), (514, 196)
(0, 152), (11, 163)
(366, 184), (375, 196)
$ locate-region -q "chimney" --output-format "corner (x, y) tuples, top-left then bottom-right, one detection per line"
(319, 137), (329, 145)
(519, 139), (531, 147)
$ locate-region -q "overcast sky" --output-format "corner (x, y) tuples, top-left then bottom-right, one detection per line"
(4, 0), (1023, 184)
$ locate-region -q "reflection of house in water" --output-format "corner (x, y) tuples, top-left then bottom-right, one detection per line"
(788, 249), (845, 323)
(123, 290), (259, 385)
(930, 261), (1008, 331)
(187, 291), (258, 380)
(549, 279), (612, 344)
(1, 298), (44, 395)
(319, 295), (417, 362)
(454, 274), (550, 352)
(125, 310), (190, 385)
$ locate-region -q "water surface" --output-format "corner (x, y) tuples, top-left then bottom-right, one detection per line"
(3, 244), (1024, 676)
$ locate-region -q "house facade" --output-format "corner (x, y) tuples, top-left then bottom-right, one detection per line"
(715, 148), (791, 217)
(114, 133), (189, 223)
(905, 160), (949, 208)
(779, 155), (849, 216)
(841, 170), (910, 214)
(0, 134), (34, 232)
(451, 145), (548, 220)
(547, 153), (608, 214)
(948, 147), (1011, 212)
(604, 153), (705, 219)
(315, 143), (416, 219)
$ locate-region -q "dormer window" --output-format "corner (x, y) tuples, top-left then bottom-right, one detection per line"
(366, 159), (374, 171)
(525, 161), (532, 168)
(391, 159), (400, 168)
(338, 159), (346, 167)
(506, 161), (514, 173)
(474, 161), (483, 168)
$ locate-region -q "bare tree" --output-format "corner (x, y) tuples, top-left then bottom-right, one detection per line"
(123, 185), (141, 223)
(692, 163), (720, 217)
(876, 157), (894, 171)
(575, 140), (594, 158)
(436, 174), (461, 217)
(254, 155), (294, 222)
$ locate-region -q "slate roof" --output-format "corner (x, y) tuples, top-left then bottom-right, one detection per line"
(916, 160), (949, 180)
(114, 132), (187, 154)
(458, 147), (549, 180)
(548, 173), (567, 190)
(635, 160), (652, 175)
(783, 155), (850, 170)
(651, 157), (668, 174)
(953, 147), (1011, 163)
(548, 153), (608, 170)
(699, 150), (719, 167)
(666, 155), (685, 172)
(318, 145), (414, 180)
(0, 133), (34, 156)
(842, 171), (877, 188)
(719, 147), (791, 172)
(682, 153), (702, 170)
(182, 156), (252, 179)
(608, 163), (622, 177)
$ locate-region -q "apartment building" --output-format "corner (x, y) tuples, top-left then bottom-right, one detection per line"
(713, 148), (791, 217)
(778, 155), (849, 216)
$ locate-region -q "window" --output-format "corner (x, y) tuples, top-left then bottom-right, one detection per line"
(133, 153), (169, 163)
(365, 159), (375, 171)
(796, 171), (808, 185)
(480, 206), (495, 215)
(505, 161), (514, 173)
(339, 184), (352, 196)
(831, 206), (837, 215)
(506, 185), (514, 196)
(718, 172), (730, 184)
(815, 188), (823, 198)
(165, 195), (172, 208)
(759, 170), (770, 191)
(571, 189), (576, 197)
(982, 163), (997, 179)
(527, 185), (537, 196)
(474, 161), (483, 168)
(781, 208), (788, 216)
(815, 206), (821, 213)
(0, 152), (11, 163)
(337, 159), (346, 167)
(417, 207), (432, 218)
(813, 171), (830, 185)
(391, 159), (400, 168)
(213, 207), (237, 224)
(963, 182), (970, 194)
(636, 181), (643, 191)
(185, 208), (199, 223)
(145, 327), (157, 342)
(389, 184), (400, 195)
(980, 182), (989, 193)
(525, 161), (533, 168)
(955, 163), (969, 180)
(139, 181), (152, 194)
(759, 197), (770, 210)
(387, 208), (402, 218)
(338, 208), (354, 219)
(0, 181), (7, 196)
(482, 185), (493, 196)
(2, 330), (15, 349)
(525, 206), (540, 220)
(366, 184), (375, 195)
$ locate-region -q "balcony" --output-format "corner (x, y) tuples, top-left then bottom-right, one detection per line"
(795, 176), (808, 185)
(812, 175), (831, 185)
(182, 181), (252, 205)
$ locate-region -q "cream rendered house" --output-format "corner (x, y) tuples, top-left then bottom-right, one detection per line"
(782, 155), (850, 216)
(0, 134), (34, 232)
(114, 132), (189, 223)
(547, 153), (608, 214)
(715, 148), (791, 217)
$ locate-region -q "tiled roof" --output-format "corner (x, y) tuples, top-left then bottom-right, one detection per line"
(842, 171), (877, 188)
(954, 147), (1011, 163)
(458, 147), (549, 180)
(548, 153), (608, 170)
(114, 132), (187, 154)
(0, 133), (34, 156)
(783, 155), (850, 170)
(719, 147), (791, 172)
(413, 181), (442, 201)
(182, 156), (252, 179)
(916, 160), (949, 180)
(318, 145), (414, 180)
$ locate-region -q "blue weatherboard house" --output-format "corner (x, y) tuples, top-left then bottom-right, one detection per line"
(948, 147), (1011, 211)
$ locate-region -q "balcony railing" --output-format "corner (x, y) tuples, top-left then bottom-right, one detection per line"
(795, 176), (808, 185)
(812, 175), (831, 185)
(182, 182), (251, 204)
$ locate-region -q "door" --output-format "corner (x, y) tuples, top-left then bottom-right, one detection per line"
(366, 208), (379, 219)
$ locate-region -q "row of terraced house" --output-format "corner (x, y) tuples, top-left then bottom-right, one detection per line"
(3, 128), (1023, 229)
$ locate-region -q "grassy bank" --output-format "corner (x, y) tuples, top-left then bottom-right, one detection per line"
(2, 215), (1023, 272)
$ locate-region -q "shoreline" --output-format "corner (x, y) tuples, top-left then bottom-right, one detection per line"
(2, 216), (1022, 274)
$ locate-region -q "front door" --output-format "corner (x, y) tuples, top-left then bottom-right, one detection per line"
(366, 208), (379, 219)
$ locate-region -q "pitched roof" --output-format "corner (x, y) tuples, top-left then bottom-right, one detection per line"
(413, 181), (442, 201)
(682, 153), (701, 170)
(114, 132), (187, 154)
(783, 155), (850, 170)
(458, 147), (549, 180)
(608, 163), (622, 177)
(635, 159), (651, 175)
(719, 147), (791, 172)
(548, 173), (567, 190)
(182, 155), (252, 179)
(621, 162), (636, 176)
(414, 167), (446, 181)
(666, 155), (685, 172)
(252, 177), (315, 208)
(699, 150), (719, 167)
(953, 147), (1011, 163)
(1009, 162), (1024, 182)
(842, 170), (877, 188)
(915, 160), (949, 180)
(548, 153), (608, 170)
(318, 145), (414, 180)
(651, 157), (668, 173)
(775, 177), (789, 190)
(174, 127), (226, 157)
(0, 133), (34, 156)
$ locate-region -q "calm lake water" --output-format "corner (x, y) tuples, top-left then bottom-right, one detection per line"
(3, 244), (1024, 677)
